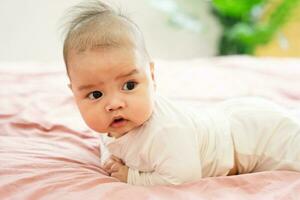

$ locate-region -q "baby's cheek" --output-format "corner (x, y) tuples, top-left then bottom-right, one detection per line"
(132, 96), (153, 123)
(82, 107), (107, 133)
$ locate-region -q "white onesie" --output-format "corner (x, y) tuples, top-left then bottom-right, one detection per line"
(102, 95), (300, 186)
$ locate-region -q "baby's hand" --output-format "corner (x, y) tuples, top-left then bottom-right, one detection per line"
(103, 155), (128, 183)
(103, 155), (124, 173)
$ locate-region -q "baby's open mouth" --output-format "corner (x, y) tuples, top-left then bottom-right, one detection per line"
(110, 117), (127, 128)
(114, 117), (124, 122)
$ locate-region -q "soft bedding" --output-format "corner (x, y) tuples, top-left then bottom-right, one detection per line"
(0, 56), (300, 200)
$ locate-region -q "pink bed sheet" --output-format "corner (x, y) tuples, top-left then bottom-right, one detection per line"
(1, 56), (300, 200)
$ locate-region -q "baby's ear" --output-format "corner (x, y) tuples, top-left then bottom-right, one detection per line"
(149, 62), (155, 82)
(67, 83), (72, 90)
(149, 62), (156, 90)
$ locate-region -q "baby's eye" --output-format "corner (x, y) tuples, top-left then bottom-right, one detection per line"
(122, 81), (137, 91)
(87, 91), (103, 100)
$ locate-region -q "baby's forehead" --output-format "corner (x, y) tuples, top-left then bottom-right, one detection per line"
(68, 51), (150, 91)
(67, 47), (149, 78)
(69, 46), (146, 65)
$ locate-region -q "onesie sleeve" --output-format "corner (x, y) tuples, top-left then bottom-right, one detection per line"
(127, 125), (202, 186)
(99, 136), (112, 166)
(128, 168), (172, 185)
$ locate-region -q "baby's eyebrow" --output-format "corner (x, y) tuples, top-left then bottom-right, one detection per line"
(77, 83), (101, 91)
(76, 69), (139, 91)
(116, 69), (139, 80)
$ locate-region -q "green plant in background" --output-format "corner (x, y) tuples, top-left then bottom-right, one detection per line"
(150, 0), (299, 55)
(212, 0), (299, 55)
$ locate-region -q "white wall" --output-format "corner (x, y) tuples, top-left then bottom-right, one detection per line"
(0, 0), (221, 63)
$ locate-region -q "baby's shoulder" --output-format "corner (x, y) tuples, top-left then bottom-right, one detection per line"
(153, 95), (195, 123)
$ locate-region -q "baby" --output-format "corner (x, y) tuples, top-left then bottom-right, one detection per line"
(63, 1), (300, 186)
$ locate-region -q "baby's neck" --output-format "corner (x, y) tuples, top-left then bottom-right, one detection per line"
(107, 131), (129, 139)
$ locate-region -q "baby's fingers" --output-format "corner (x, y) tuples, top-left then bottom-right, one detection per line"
(103, 160), (114, 172)
(111, 155), (124, 164)
(103, 161), (123, 174)
(110, 162), (123, 172)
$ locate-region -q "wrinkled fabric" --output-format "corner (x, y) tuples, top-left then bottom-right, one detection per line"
(1, 57), (300, 199)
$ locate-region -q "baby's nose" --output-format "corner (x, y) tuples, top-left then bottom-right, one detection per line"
(105, 98), (125, 112)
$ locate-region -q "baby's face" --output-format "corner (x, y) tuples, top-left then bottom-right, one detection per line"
(68, 47), (155, 138)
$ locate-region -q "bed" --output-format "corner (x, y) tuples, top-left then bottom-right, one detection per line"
(1, 56), (300, 199)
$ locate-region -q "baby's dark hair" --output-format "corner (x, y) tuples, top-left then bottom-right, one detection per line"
(63, 0), (150, 76)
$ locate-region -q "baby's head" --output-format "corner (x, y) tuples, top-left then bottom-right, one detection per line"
(63, 1), (156, 138)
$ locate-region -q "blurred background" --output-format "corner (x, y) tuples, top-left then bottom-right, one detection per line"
(0, 0), (299, 63)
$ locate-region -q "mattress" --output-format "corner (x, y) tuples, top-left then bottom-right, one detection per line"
(1, 56), (300, 199)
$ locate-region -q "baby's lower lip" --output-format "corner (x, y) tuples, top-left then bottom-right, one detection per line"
(111, 119), (128, 128)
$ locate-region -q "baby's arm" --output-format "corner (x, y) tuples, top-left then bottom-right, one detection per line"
(103, 156), (170, 185)
(103, 156), (180, 185)
(128, 125), (202, 186)
(128, 168), (175, 185)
